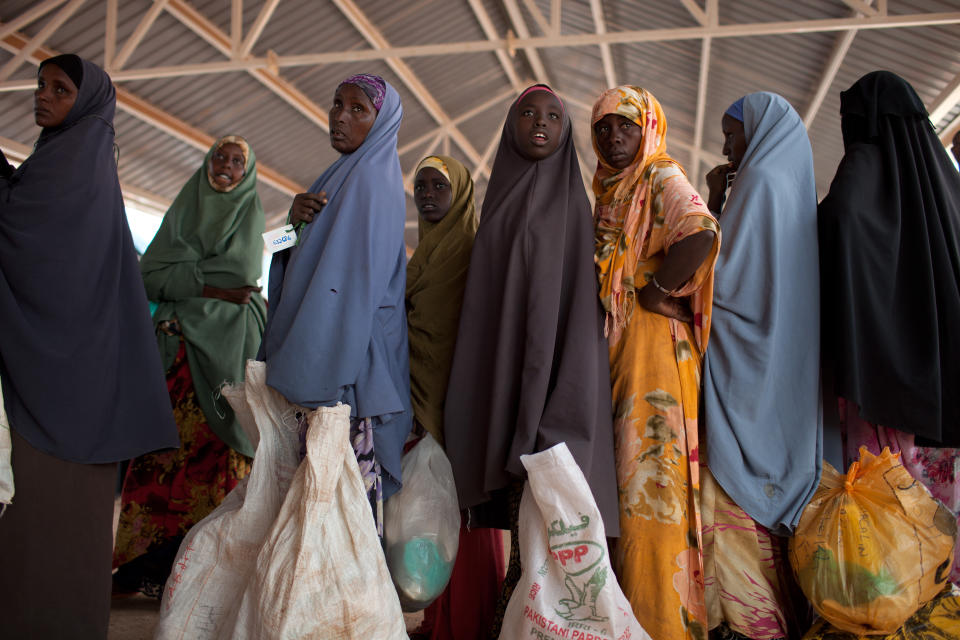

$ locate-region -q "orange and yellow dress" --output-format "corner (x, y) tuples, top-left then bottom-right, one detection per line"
(592, 86), (719, 640)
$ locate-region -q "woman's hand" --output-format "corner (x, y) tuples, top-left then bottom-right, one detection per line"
(705, 162), (734, 213)
(637, 283), (694, 323)
(290, 192), (328, 225)
(202, 285), (261, 304)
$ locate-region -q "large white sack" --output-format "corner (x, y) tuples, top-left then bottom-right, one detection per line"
(155, 360), (311, 639)
(499, 442), (652, 640)
(227, 385), (406, 639)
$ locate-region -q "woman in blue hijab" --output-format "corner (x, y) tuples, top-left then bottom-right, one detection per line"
(260, 74), (411, 533)
(700, 92), (820, 639)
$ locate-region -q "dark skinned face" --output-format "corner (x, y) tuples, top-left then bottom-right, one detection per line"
(721, 113), (748, 170)
(329, 83), (377, 154)
(209, 142), (246, 189)
(413, 167), (453, 223)
(593, 113), (644, 170)
(514, 90), (563, 161)
(34, 63), (78, 128)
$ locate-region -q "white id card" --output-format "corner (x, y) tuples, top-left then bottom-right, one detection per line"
(262, 224), (297, 253)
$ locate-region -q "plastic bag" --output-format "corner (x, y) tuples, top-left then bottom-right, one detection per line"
(499, 442), (652, 640)
(802, 585), (960, 639)
(383, 433), (460, 611)
(229, 391), (406, 639)
(789, 447), (957, 635)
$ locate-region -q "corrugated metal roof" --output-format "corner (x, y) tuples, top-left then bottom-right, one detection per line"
(2, 0), (959, 230)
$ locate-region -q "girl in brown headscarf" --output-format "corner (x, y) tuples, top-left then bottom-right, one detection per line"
(407, 154), (505, 640)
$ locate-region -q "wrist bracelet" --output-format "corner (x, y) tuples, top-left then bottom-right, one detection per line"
(649, 275), (673, 295)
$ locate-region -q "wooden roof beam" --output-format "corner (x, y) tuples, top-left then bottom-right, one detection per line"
(466, 0), (523, 91)
(589, 0), (617, 89)
(802, 0), (874, 128)
(0, 29), (303, 198)
(0, 0), (69, 43)
(689, 0), (718, 190)
(502, 0), (549, 84)
(0, 0), (86, 82)
(110, 0), (169, 71)
(929, 72), (960, 128)
(239, 0), (281, 58)
(165, 0), (330, 131)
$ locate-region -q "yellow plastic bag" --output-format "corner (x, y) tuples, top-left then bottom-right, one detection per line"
(802, 585), (960, 639)
(789, 447), (957, 635)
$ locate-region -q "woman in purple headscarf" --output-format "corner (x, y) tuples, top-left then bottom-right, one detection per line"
(261, 73), (411, 533)
(0, 54), (178, 637)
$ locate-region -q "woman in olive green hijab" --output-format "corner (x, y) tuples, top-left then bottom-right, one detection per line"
(113, 135), (266, 597)
(407, 155), (505, 640)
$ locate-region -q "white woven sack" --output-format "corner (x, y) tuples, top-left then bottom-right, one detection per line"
(227, 390), (406, 639)
(499, 443), (652, 640)
(156, 360), (304, 640)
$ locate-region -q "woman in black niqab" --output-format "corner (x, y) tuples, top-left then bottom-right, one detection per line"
(0, 55), (178, 637)
(819, 70), (960, 448)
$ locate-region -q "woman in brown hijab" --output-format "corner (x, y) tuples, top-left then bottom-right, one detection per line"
(443, 85), (618, 636)
(407, 154), (505, 640)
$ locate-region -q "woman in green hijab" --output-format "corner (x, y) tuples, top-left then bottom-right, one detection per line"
(406, 155), (505, 640)
(113, 135), (266, 597)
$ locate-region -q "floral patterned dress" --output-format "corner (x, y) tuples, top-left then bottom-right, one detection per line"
(598, 162), (719, 640)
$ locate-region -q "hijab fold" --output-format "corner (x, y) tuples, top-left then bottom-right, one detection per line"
(819, 71), (960, 446)
(140, 135), (266, 457)
(0, 57), (178, 463)
(261, 79), (411, 498)
(702, 92), (822, 533)
(444, 87), (619, 534)
(405, 155), (477, 447)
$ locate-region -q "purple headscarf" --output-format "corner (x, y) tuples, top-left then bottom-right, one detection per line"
(338, 73), (386, 111)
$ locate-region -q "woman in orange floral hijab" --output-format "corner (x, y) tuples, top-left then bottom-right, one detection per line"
(592, 85), (719, 640)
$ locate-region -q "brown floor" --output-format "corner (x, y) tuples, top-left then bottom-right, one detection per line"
(107, 596), (424, 638)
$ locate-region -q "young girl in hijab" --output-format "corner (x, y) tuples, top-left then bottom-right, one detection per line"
(262, 74), (411, 533)
(0, 54), (178, 637)
(444, 85), (618, 636)
(591, 85), (719, 640)
(702, 92), (821, 639)
(819, 71), (960, 586)
(113, 135), (266, 598)
(406, 155), (505, 640)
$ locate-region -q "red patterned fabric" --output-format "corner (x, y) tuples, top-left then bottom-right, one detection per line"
(417, 524), (505, 639)
(113, 341), (250, 595)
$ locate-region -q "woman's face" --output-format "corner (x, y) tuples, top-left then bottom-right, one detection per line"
(593, 113), (643, 170)
(413, 167), (453, 223)
(514, 91), (563, 160)
(34, 63), (78, 128)
(721, 114), (748, 170)
(329, 84), (377, 154)
(209, 143), (246, 189)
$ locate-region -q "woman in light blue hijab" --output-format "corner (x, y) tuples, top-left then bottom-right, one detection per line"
(260, 74), (411, 533)
(700, 92), (821, 638)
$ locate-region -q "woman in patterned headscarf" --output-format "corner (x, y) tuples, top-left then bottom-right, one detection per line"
(113, 134), (266, 598)
(591, 85), (719, 640)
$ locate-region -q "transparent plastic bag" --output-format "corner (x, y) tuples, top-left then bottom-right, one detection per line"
(383, 433), (460, 611)
(789, 447), (957, 635)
